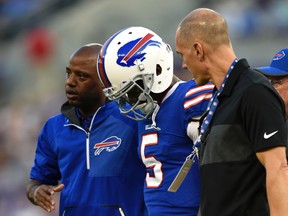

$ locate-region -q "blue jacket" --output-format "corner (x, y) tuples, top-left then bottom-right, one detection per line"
(30, 101), (146, 216)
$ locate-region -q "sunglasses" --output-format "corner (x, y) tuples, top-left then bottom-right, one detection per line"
(267, 75), (288, 86)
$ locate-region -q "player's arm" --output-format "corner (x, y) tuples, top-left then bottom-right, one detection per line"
(26, 179), (64, 212)
(256, 147), (288, 216)
(187, 118), (201, 143)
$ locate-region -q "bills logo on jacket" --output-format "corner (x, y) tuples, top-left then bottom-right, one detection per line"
(117, 33), (161, 67)
(93, 136), (122, 156)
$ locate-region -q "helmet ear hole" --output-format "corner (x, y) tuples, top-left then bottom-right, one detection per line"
(156, 64), (162, 76)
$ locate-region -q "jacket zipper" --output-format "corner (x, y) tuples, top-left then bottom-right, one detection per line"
(86, 129), (90, 169)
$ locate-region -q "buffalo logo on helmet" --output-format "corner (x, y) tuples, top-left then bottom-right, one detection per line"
(117, 33), (161, 67)
(93, 136), (122, 156)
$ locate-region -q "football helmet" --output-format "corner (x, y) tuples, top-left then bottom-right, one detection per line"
(97, 26), (174, 120)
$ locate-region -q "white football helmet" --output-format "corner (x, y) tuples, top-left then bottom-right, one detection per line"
(97, 26), (174, 120)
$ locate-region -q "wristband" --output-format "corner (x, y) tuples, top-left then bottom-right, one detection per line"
(27, 184), (41, 204)
(33, 185), (41, 204)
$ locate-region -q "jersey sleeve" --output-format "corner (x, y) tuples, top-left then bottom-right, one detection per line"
(241, 84), (287, 152)
(29, 119), (61, 185)
(184, 83), (214, 118)
(184, 82), (214, 137)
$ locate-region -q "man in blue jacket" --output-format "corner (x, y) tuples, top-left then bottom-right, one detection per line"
(26, 43), (146, 216)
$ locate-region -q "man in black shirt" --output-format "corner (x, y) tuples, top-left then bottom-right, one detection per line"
(175, 8), (288, 216)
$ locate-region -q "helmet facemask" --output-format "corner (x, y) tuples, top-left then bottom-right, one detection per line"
(98, 26), (174, 121)
(103, 72), (157, 120)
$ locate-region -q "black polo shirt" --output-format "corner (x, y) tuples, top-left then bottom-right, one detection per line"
(199, 59), (287, 216)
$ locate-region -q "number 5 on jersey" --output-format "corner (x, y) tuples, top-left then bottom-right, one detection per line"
(141, 133), (163, 188)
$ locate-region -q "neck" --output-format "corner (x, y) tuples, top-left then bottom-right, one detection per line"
(207, 45), (236, 89)
(78, 97), (107, 118)
(78, 109), (93, 118)
(211, 58), (237, 89)
(78, 103), (101, 118)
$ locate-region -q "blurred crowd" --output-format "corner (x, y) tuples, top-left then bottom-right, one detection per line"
(0, 0), (80, 41)
(204, 0), (288, 37)
(0, 0), (287, 215)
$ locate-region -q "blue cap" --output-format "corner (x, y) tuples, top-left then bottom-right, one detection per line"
(257, 48), (288, 76)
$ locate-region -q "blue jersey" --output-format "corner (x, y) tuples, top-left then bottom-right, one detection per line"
(30, 101), (146, 216)
(138, 80), (213, 216)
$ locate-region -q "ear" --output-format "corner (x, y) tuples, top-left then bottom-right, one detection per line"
(193, 42), (204, 61)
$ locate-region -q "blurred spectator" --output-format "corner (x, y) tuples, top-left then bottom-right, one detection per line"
(24, 26), (55, 65)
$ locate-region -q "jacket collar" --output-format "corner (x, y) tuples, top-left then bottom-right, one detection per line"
(61, 101), (118, 126)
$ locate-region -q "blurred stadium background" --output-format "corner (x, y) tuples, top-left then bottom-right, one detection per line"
(0, 0), (287, 215)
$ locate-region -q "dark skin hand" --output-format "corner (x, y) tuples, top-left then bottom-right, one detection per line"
(26, 180), (65, 212)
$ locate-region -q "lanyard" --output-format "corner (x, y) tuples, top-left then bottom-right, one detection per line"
(194, 58), (238, 149)
(168, 58), (238, 192)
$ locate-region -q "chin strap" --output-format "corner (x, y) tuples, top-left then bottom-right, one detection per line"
(150, 104), (160, 130)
